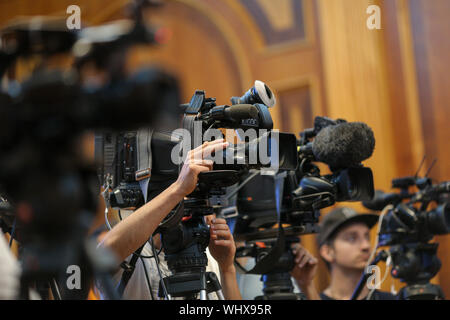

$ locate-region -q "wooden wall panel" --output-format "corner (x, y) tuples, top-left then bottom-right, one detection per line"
(409, 0), (450, 182)
(317, 0), (395, 292)
(239, 0), (306, 46)
(133, 1), (244, 105)
(278, 85), (312, 134)
(379, 0), (422, 177)
(317, 0), (398, 192)
(408, 0), (450, 298)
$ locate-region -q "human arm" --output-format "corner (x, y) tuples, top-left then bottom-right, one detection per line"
(206, 217), (242, 300)
(290, 244), (321, 300)
(99, 139), (229, 261)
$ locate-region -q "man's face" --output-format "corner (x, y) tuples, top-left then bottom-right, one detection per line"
(329, 222), (372, 271)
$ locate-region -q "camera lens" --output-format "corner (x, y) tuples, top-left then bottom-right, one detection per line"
(231, 80), (276, 108)
(427, 203), (450, 235)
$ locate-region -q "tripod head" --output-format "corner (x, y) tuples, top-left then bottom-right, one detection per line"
(155, 172), (241, 300)
(235, 236), (305, 300)
(157, 210), (225, 300)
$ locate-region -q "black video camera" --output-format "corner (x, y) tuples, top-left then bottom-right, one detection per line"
(364, 176), (450, 245)
(234, 116), (376, 241)
(96, 81), (298, 211)
(361, 175), (449, 299)
(118, 81), (296, 299)
(232, 116), (376, 300)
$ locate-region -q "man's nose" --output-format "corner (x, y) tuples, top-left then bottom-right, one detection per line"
(360, 238), (371, 251)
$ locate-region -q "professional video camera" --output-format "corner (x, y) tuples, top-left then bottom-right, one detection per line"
(233, 116), (376, 299)
(157, 82), (300, 299)
(354, 174), (450, 299)
(96, 79), (297, 209)
(95, 77), (299, 299)
(0, 0), (179, 300)
(234, 116), (375, 240)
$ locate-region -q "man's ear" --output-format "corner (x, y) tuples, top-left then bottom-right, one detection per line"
(320, 244), (335, 264)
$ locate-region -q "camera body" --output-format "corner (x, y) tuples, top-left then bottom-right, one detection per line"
(234, 117), (375, 242)
(362, 176), (449, 295)
(232, 117), (375, 301)
(96, 80), (298, 211)
(154, 82), (290, 229)
(373, 178), (450, 246)
(379, 202), (450, 246)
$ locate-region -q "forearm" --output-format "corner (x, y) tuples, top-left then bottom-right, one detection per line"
(297, 282), (321, 300)
(219, 265), (242, 300)
(99, 182), (184, 261)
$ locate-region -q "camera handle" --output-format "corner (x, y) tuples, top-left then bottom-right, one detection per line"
(159, 271), (225, 300)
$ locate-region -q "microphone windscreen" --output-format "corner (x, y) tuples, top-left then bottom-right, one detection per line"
(224, 104), (259, 120)
(312, 122), (375, 169)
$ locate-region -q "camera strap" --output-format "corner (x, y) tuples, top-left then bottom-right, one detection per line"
(136, 128), (154, 203)
(116, 128), (154, 296)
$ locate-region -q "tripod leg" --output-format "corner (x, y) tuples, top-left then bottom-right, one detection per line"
(216, 289), (225, 300)
(50, 279), (62, 300)
(200, 272), (207, 300)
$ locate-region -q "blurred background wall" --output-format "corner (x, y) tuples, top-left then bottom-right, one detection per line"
(1, 0), (449, 297)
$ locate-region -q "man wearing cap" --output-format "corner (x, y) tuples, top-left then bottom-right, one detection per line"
(316, 207), (395, 300)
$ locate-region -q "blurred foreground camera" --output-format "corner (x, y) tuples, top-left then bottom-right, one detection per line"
(0, 0), (178, 300)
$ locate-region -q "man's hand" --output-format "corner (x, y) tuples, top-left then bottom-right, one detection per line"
(173, 139), (228, 197)
(205, 216), (242, 300)
(206, 217), (236, 272)
(290, 244), (318, 289)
